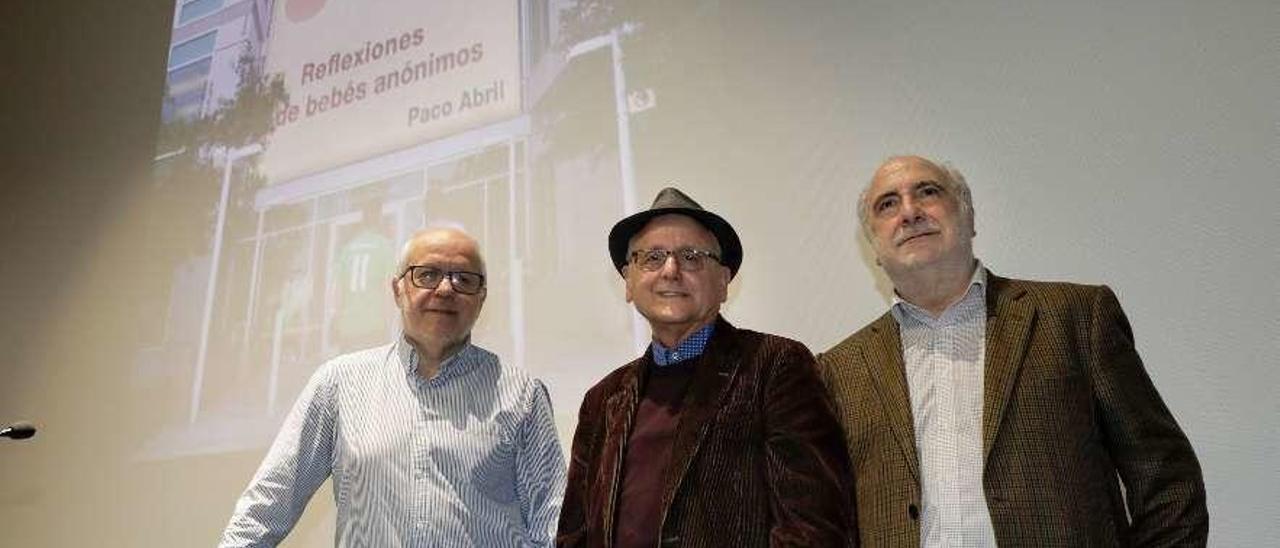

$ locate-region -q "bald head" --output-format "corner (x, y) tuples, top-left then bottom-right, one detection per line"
(858, 155), (974, 240)
(396, 227), (486, 277)
(392, 226), (488, 366)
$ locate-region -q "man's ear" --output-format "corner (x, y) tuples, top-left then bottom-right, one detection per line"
(719, 267), (731, 303)
(391, 276), (404, 304)
(622, 265), (635, 303)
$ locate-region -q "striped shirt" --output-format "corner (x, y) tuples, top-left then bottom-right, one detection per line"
(891, 263), (997, 548)
(219, 337), (566, 547)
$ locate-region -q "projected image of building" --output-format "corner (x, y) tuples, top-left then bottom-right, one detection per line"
(137, 0), (651, 458)
(162, 0), (274, 123)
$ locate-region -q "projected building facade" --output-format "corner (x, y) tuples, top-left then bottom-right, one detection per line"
(140, 0), (640, 457)
(162, 0), (273, 122)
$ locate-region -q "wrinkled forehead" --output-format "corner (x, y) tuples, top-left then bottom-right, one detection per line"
(871, 157), (950, 193)
(628, 214), (721, 252)
(405, 231), (484, 271)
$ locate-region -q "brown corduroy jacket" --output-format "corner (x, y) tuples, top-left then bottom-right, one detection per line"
(819, 273), (1207, 547)
(557, 317), (855, 547)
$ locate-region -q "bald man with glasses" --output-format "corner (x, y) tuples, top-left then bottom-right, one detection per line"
(221, 227), (567, 548)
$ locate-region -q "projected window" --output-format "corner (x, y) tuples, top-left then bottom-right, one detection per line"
(163, 31), (217, 121)
(169, 31), (217, 69)
(178, 0), (226, 25)
(163, 58), (213, 121)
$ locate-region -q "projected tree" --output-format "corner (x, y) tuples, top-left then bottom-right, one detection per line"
(152, 51), (288, 262)
(541, 0), (728, 183)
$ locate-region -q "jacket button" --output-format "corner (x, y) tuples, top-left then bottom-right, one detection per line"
(908, 504), (920, 520)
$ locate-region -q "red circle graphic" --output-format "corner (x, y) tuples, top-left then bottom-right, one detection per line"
(286, 0), (326, 23)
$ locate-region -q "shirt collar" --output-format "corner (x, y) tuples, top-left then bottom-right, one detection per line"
(396, 333), (479, 384)
(891, 260), (987, 325)
(650, 322), (716, 367)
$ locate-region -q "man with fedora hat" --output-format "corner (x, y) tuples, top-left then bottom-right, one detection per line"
(556, 187), (854, 547)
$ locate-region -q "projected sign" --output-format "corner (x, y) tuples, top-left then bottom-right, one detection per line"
(261, 0), (521, 182)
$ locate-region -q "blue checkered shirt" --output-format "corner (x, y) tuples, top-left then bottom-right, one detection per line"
(650, 323), (716, 366)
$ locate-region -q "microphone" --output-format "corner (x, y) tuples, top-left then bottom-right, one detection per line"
(0, 422), (37, 440)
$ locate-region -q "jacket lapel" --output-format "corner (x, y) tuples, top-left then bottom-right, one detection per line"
(982, 273), (1036, 460)
(601, 358), (644, 545)
(659, 317), (741, 514)
(863, 313), (920, 482)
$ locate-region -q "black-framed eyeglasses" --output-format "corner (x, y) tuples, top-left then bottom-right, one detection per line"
(399, 266), (486, 295)
(627, 248), (722, 272)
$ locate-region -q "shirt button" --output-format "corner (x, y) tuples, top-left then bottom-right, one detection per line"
(908, 503), (920, 520)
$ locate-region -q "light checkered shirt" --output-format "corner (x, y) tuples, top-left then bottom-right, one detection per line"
(219, 337), (566, 547)
(891, 263), (998, 548)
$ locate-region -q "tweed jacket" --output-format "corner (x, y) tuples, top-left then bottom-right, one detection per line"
(557, 317), (854, 547)
(818, 273), (1207, 547)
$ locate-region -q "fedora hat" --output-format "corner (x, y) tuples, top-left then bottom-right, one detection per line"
(607, 187), (743, 277)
